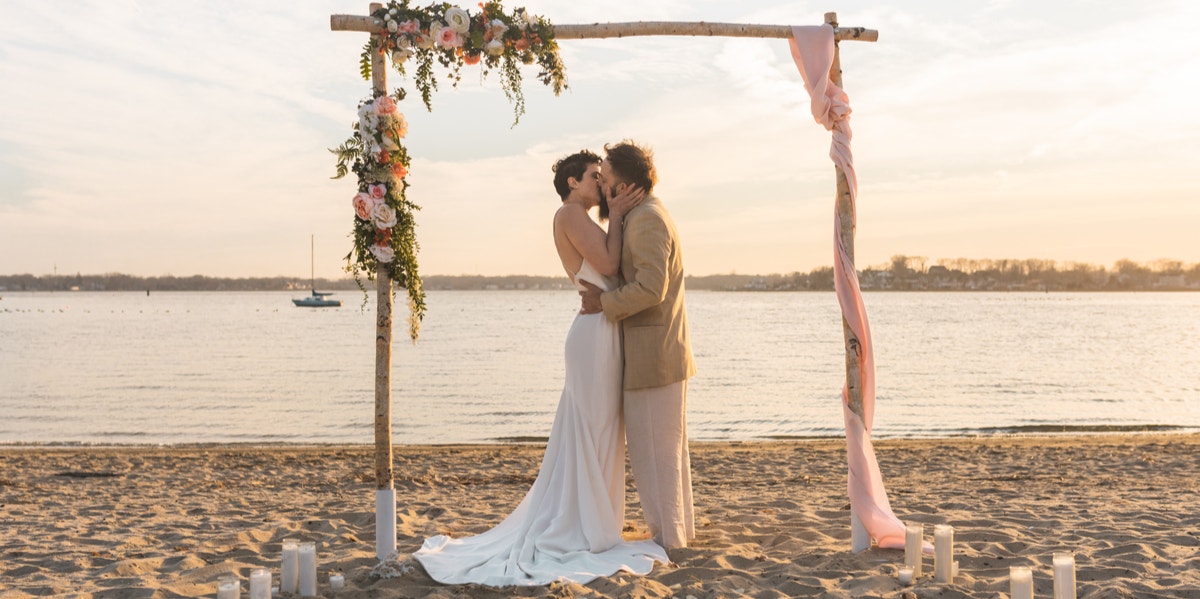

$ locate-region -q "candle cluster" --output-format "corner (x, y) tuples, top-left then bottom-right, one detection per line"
(214, 539), (342, 598)
(899, 521), (1077, 598)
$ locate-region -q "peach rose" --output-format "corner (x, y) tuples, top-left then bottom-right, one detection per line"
(352, 192), (375, 220)
(514, 37), (529, 52)
(462, 52), (481, 65)
(368, 183), (387, 201)
(390, 163), (408, 179)
(374, 95), (397, 115)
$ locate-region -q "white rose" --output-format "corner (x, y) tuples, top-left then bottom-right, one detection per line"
(380, 135), (399, 151)
(391, 48), (413, 64)
(485, 39), (504, 56)
(388, 8), (397, 15)
(387, 20), (398, 33)
(416, 33), (435, 50)
(445, 7), (471, 34)
(369, 244), (395, 264)
(371, 203), (398, 229)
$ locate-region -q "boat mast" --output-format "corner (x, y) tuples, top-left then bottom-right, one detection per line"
(310, 234), (315, 292)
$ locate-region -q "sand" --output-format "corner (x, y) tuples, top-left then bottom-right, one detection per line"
(2, 433), (1199, 598)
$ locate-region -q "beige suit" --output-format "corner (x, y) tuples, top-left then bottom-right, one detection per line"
(600, 196), (696, 549)
(601, 197), (696, 390)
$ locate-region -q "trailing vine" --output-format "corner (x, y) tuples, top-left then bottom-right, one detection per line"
(332, 1), (567, 341)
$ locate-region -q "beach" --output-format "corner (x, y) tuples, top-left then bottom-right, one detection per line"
(2, 434), (1198, 598)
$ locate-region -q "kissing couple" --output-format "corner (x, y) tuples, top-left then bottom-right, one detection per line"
(413, 140), (697, 586)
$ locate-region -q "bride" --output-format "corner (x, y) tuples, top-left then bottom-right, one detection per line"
(412, 150), (667, 586)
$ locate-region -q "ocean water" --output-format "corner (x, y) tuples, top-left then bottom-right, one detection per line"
(1, 290), (1197, 445)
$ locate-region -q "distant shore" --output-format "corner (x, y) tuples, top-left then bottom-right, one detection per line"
(3, 256), (1199, 293)
(3, 433), (1198, 598)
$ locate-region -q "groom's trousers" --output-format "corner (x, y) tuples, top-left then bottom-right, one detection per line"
(624, 379), (695, 549)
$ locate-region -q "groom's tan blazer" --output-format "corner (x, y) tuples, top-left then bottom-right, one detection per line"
(600, 196), (696, 390)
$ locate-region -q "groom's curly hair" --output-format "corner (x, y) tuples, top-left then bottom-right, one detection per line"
(603, 140), (657, 193)
(552, 150), (601, 201)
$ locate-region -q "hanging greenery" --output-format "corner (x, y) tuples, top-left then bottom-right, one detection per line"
(332, 1), (567, 341)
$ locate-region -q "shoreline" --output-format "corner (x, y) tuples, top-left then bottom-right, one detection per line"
(3, 425), (1198, 450)
(3, 433), (1198, 597)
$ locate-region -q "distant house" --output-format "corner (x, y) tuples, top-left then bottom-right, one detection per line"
(1155, 275), (1186, 289)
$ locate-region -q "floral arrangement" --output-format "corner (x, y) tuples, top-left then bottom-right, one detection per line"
(332, 92), (423, 340)
(333, 1), (566, 341)
(363, 1), (567, 125)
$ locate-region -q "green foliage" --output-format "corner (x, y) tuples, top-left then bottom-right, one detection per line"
(363, 0), (567, 124)
(335, 1), (570, 339)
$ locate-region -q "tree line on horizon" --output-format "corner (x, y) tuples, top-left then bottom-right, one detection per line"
(1, 256), (1198, 292)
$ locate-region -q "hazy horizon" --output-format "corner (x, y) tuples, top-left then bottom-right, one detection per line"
(5, 254), (1197, 281)
(2, 1), (1198, 279)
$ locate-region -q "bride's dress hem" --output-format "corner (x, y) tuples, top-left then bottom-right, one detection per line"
(411, 260), (668, 587)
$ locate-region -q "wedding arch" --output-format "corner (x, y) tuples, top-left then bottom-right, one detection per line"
(330, 2), (896, 563)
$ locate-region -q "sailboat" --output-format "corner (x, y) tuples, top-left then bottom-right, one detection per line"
(292, 235), (342, 308)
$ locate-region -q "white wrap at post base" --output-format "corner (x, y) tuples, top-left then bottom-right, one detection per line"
(376, 488), (397, 561)
(850, 506), (871, 552)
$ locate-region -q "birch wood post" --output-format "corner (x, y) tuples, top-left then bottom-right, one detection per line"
(365, 2), (398, 562)
(825, 11), (864, 425)
(824, 11), (870, 552)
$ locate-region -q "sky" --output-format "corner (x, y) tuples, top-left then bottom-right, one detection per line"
(1, 0), (1198, 279)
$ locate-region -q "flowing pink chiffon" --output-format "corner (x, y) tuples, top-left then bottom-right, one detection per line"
(788, 25), (907, 551)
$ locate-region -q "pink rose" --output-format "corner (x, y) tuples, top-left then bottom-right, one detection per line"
(352, 192), (375, 220)
(436, 27), (462, 49)
(374, 96), (397, 115)
(398, 19), (419, 34)
(368, 183), (387, 200)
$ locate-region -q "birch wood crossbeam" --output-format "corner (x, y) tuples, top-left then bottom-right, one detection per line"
(330, 16), (879, 42)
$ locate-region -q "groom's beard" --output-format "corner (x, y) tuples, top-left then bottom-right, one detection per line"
(598, 184), (616, 221)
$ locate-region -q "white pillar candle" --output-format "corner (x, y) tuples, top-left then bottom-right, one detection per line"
(298, 541), (318, 597)
(1010, 566), (1033, 599)
(280, 538), (299, 594)
(329, 573), (345, 590)
(897, 566), (914, 585)
(904, 522), (924, 577)
(249, 568), (271, 599)
(933, 524), (954, 583)
(1053, 552), (1076, 599)
(216, 575), (239, 599)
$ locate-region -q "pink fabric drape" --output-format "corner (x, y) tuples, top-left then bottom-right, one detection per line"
(789, 25), (907, 551)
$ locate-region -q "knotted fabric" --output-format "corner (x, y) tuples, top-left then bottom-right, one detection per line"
(789, 24), (906, 550)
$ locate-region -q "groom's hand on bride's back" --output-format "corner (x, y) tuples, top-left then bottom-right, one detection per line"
(579, 281), (603, 315)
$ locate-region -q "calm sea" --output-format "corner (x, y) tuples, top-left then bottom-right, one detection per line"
(1, 290), (1197, 445)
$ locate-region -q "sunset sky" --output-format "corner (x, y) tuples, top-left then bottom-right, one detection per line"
(2, 0), (1197, 279)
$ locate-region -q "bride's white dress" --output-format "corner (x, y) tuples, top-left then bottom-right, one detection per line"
(413, 260), (668, 586)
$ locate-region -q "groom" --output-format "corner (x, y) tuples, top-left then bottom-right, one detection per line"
(580, 140), (696, 550)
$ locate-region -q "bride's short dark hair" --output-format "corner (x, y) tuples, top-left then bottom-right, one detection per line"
(603, 140), (656, 193)
(552, 150), (601, 200)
